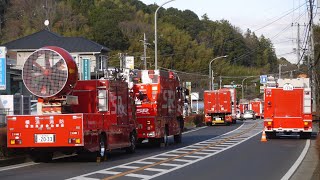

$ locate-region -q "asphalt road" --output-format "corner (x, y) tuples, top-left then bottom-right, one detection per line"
(0, 121), (242, 180)
(154, 132), (307, 180)
(0, 120), (311, 180)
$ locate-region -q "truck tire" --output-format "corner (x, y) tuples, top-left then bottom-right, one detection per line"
(174, 132), (182, 144)
(300, 132), (311, 139)
(97, 134), (106, 160)
(125, 132), (136, 154)
(206, 122), (212, 126)
(160, 128), (169, 147)
(30, 151), (53, 163)
(265, 132), (276, 139)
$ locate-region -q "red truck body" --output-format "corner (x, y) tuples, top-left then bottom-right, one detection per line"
(131, 70), (184, 145)
(249, 99), (264, 118)
(7, 47), (137, 162)
(263, 78), (312, 139)
(204, 88), (236, 125)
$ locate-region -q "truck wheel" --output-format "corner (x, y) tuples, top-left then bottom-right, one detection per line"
(206, 122), (212, 126)
(161, 129), (168, 147)
(174, 132), (182, 144)
(125, 132), (136, 154)
(97, 135), (106, 161)
(300, 132), (311, 139)
(30, 151), (53, 163)
(265, 132), (276, 139)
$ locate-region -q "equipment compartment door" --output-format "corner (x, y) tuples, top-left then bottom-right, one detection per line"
(273, 89), (303, 128)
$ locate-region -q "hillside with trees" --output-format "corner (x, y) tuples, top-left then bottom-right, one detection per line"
(1, 0), (310, 97)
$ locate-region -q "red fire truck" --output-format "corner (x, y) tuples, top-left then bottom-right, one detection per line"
(249, 98), (264, 118)
(239, 99), (249, 114)
(264, 78), (312, 139)
(204, 88), (237, 126)
(130, 70), (184, 146)
(7, 46), (137, 162)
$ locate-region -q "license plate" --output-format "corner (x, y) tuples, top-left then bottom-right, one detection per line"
(35, 134), (55, 143)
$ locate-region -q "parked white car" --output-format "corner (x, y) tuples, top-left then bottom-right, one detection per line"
(241, 110), (256, 120)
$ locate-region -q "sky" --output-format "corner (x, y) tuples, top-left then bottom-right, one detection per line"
(140, 0), (318, 64)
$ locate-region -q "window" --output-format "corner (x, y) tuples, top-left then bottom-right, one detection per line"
(97, 55), (107, 71)
(98, 90), (108, 111)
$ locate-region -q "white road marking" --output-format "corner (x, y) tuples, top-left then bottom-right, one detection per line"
(173, 159), (193, 163)
(135, 161), (154, 165)
(169, 151), (189, 154)
(161, 163), (181, 167)
(280, 139), (310, 180)
(201, 149), (218, 152)
(182, 126), (207, 134)
(0, 154), (77, 172)
(148, 157), (167, 160)
(145, 168), (166, 172)
(160, 154), (179, 157)
(194, 152), (212, 155)
(0, 162), (39, 172)
(127, 173), (151, 179)
(184, 155), (203, 159)
(117, 165), (139, 169)
(97, 170), (120, 175)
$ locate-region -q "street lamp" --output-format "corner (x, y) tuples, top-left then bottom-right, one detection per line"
(209, 55), (228, 90)
(278, 64), (287, 79)
(241, 76), (256, 99)
(154, 0), (175, 70)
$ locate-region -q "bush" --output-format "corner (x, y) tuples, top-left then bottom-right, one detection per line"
(193, 114), (204, 127)
(184, 114), (204, 128)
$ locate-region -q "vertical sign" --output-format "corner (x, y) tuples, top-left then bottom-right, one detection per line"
(82, 58), (90, 80)
(0, 47), (7, 90)
(260, 75), (267, 84)
(125, 56), (134, 70)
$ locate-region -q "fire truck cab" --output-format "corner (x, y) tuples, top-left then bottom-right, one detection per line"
(263, 78), (312, 139)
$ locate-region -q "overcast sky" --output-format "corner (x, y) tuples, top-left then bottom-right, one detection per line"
(140, 0), (318, 64)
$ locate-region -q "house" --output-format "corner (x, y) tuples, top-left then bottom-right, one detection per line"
(1, 29), (110, 95)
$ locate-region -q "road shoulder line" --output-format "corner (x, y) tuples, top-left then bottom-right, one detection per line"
(281, 139), (310, 180)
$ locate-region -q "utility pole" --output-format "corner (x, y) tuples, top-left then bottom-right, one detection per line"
(308, 0), (316, 114)
(140, 33), (150, 70)
(279, 64), (287, 79)
(296, 23), (301, 69)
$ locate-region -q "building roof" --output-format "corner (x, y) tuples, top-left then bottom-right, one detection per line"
(2, 29), (110, 53)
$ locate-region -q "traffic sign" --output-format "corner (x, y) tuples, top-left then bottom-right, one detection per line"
(0, 47), (6, 90)
(260, 75), (267, 84)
